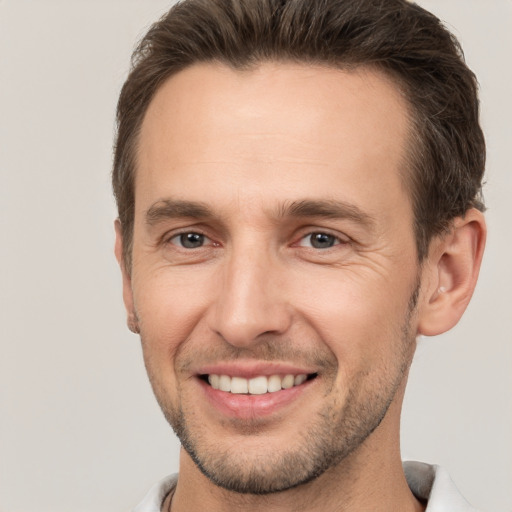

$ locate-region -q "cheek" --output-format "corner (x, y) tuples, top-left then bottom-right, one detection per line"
(291, 268), (411, 368)
(133, 267), (214, 361)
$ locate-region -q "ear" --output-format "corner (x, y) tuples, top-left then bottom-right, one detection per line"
(114, 219), (139, 334)
(417, 209), (486, 336)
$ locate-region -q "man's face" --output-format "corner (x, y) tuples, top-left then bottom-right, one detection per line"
(123, 63), (424, 493)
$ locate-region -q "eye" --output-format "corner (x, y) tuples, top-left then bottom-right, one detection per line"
(169, 232), (209, 249)
(298, 232), (343, 249)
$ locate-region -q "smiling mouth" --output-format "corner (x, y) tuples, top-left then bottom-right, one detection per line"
(201, 373), (318, 395)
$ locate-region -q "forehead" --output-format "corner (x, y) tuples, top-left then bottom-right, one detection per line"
(136, 62), (411, 220)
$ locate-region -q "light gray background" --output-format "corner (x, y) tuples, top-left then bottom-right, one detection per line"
(0, 1), (510, 511)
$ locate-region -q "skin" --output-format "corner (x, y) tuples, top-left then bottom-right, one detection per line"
(115, 62), (486, 511)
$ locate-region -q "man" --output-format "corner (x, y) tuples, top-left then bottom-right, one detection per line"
(112, 0), (486, 510)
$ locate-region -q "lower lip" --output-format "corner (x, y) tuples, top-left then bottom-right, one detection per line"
(198, 377), (315, 419)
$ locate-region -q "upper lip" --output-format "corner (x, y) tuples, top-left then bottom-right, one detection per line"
(195, 360), (317, 379)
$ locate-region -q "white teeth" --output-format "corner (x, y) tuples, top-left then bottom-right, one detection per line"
(208, 374), (220, 390)
(248, 376), (268, 395)
(294, 374), (307, 385)
(206, 373), (311, 394)
(219, 375), (231, 392)
(267, 375), (282, 393)
(281, 374), (295, 389)
(230, 376), (249, 394)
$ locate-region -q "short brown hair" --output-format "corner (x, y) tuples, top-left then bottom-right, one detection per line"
(113, 0), (485, 269)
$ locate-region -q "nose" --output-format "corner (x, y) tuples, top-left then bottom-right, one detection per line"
(207, 245), (292, 348)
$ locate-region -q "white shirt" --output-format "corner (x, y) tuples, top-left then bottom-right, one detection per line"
(133, 461), (480, 512)
(404, 461), (480, 511)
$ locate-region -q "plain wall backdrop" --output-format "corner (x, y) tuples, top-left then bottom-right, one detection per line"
(1, 1), (511, 511)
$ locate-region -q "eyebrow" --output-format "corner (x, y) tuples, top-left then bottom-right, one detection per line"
(145, 198), (375, 229)
(276, 199), (376, 229)
(145, 199), (214, 226)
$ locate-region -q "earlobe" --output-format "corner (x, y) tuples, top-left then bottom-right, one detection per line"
(417, 209), (486, 336)
(114, 219), (139, 335)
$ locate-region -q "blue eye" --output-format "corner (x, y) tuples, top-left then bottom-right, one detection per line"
(299, 232), (339, 249)
(170, 232), (206, 249)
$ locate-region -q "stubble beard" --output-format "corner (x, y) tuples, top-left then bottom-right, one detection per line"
(143, 285), (420, 495)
